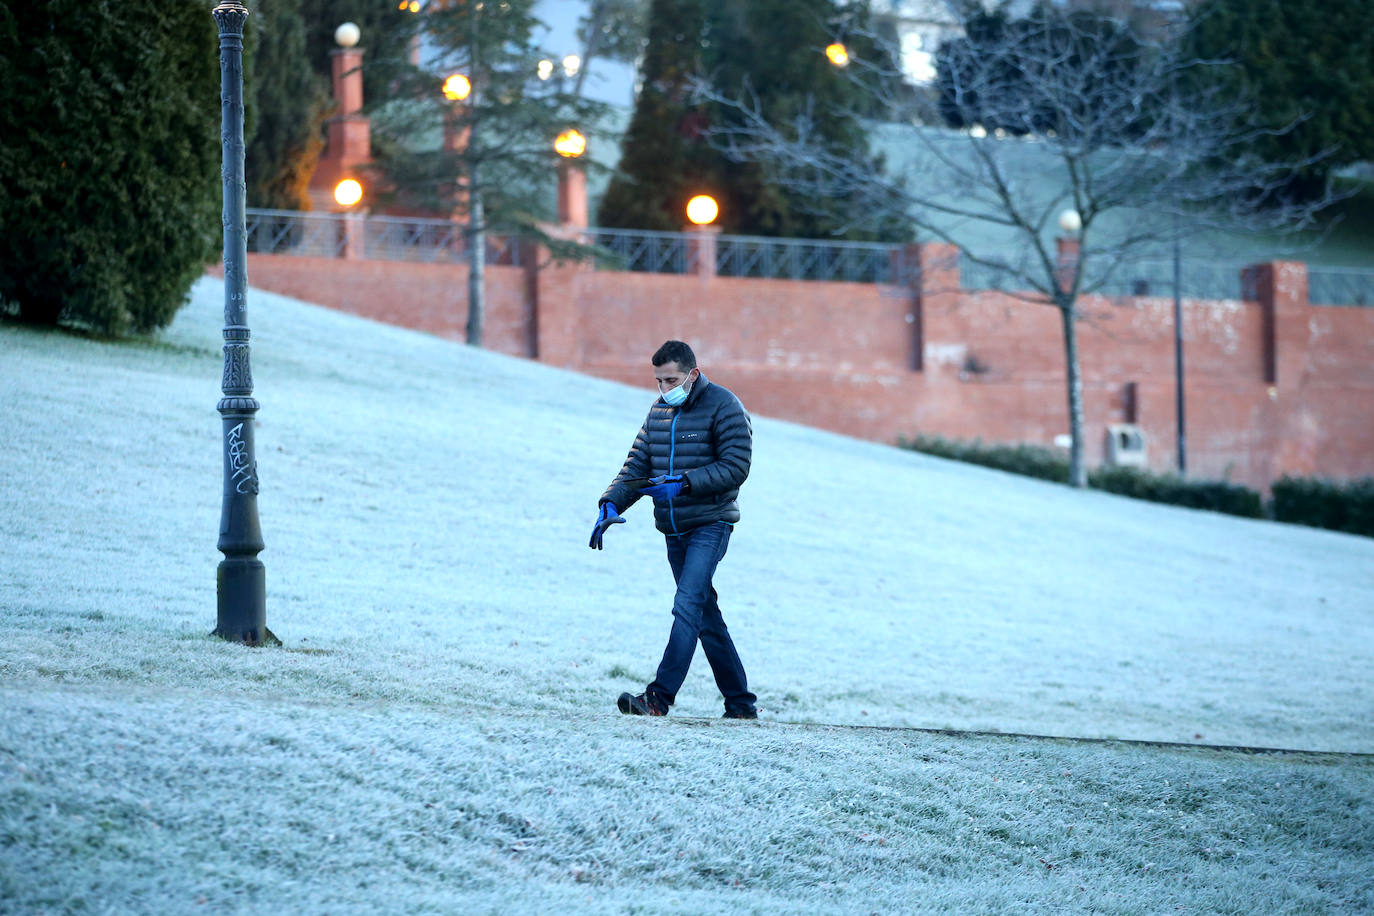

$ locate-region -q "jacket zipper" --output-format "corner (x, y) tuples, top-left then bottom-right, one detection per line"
(667, 411), (680, 535)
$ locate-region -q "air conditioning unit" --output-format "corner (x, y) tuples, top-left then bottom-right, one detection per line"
(1105, 424), (1147, 467)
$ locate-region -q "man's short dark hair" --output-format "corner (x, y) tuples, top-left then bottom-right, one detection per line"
(652, 340), (696, 370)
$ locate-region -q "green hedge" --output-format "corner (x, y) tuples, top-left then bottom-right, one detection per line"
(897, 435), (1071, 484)
(1271, 475), (1374, 537)
(899, 435), (1265, 519)
(1088, 466), (1264, 518)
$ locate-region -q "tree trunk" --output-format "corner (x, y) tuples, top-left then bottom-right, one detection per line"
(1059, 300), (1087, 488)
(466, 178), (485, 347)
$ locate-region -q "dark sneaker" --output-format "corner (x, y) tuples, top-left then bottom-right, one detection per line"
(618, 692), (667, 716)
(723, 707), (758, 720)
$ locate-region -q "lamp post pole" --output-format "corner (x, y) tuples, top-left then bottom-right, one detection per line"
(1160, 0), (1188, 475)
(213, 2), (274, 645)
(1173, 223), (1186, 473)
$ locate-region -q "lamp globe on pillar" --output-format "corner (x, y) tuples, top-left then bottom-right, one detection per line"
(554, 128), (587, 159)
(685, 195), (720, 279)
(1057, 208), (1082, 234)
(686, 194), (719, 227)
(334, 21), (360, 49)
(334, 178), (364, 208)
(443, 73), (472, 102)
(554, 129), (588, 227)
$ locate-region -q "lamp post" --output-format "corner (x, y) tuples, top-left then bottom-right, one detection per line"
(1172, 218), (1186, 473)
(212, 2), (274, 646)
(1154, 0), (1188, 473)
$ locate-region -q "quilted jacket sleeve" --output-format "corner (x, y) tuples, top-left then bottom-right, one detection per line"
(600, 416), (653, 510)
(682, 395), (752, 497)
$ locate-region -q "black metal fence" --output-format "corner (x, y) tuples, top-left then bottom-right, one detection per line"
(1309, 267), (1374, 306)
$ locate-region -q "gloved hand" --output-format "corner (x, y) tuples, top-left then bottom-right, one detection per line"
(589, 502), (626, 550)
(639, 474), (686, 500)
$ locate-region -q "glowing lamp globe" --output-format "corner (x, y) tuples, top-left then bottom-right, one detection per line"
(686, 195), (719, 226)
(554, 129), (587, 158)
(442, 73), (471, 101)
(334, 179), (364, 208)
(334, 22), (360, 48)
(825, 43), (850, 67)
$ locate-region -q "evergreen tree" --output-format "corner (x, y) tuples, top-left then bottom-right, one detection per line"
(0, 0), (220, 336)
(1186, 0), (1374, 201)
(599, 0), (904, 239)
(371, 0), (606, 346)
(245, 0), (328, 210)
(596, 0), (715, 233)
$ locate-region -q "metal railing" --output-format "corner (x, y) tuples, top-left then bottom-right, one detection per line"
(583, 227), (911, 284)
(1309, 267), (1374, 307)
(244, 210), (909, 284)
(961, 252), (1243, 302)
(245, 209), (523, 265)
(1093, 259), (1246, 302)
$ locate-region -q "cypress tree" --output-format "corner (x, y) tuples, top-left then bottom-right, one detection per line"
(0, 0), (221, 336)
(597, 0), (715, 233)
(599, 0), (905, 240)
(245, 0), (328, 210)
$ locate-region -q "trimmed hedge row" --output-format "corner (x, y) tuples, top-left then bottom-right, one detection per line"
(1271, 475), (1374, 537)
(898, 434), (1372, 537)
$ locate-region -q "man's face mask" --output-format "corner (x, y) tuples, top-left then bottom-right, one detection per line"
(658, 368), (697, 406)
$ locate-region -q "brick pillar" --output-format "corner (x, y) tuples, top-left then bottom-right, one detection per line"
(916, 242), (961, 373)
(309, 46), (372, 211)
(893, 243), (923, 371)
(1243, 261), (1310, 387)
(557, 161), (588, 228)
(341, 211), (365, 261)
(530, 225), (589, 368)
(1056, 236), (1080, 295)
(686, 226), (719, 280)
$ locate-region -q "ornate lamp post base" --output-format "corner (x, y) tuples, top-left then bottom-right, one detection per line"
(215, 559), (275, 646)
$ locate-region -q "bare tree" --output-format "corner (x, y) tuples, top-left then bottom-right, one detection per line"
(701, 3), (1338, 487)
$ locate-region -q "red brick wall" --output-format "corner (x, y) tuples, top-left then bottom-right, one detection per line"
(211, 248), (1374, 491)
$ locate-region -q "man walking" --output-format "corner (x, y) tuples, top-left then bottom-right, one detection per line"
(590, 340), (758, 720)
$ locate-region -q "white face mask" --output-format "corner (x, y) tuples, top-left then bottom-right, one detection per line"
(659, 370), (696, 406)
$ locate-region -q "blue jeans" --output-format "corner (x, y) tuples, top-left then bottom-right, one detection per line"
(648, 522), (757, 713)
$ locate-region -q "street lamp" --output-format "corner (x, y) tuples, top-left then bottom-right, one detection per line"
(686, 194), (719, 226)
(825, 43), (850, 67)
(442, 73), (471, 102)
(333, 178), (364, 208)
(211, 1), (273, 645)
(554, 128), (587, 159)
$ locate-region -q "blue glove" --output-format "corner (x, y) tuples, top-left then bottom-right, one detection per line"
(589, 502), (626, 550)
(639, 474), (686, 500)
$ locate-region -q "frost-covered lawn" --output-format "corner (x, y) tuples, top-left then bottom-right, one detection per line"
(1, 278), (1371, 913)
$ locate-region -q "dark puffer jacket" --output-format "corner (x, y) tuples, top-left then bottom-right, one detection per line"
(601, 375), (752, 535)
